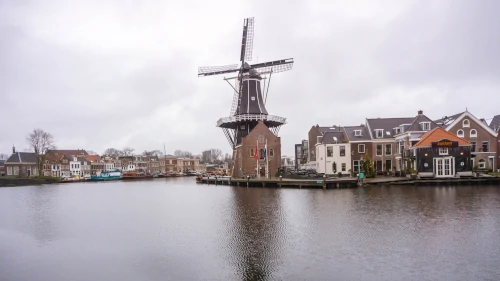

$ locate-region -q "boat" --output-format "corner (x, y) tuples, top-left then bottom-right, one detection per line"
(89, 170), (122, 181)
(122, 171), (154, 180)
(185, 171), (197, 177)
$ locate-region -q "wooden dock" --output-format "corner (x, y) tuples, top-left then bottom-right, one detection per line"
(198, 175), (500, 189)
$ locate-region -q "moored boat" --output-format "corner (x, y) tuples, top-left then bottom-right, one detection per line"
(122, 171), (154, 180)
(89, 169), (122, 181)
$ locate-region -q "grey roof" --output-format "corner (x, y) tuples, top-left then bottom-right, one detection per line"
(320, 131), (346, 144)
(312, 125), (340, 134)
(366, 117), (414, 139)
(434, 112), (464, 128)
(5, 152), (37, 163)
(344, 125), (372, 141)
(407, 114), (440, 131)
(489, 115), (500, 132)
(0, 160), (5, 167)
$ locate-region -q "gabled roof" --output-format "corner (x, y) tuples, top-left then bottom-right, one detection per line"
(46, 149), (88, 156)
(85, 155), (101, 162)
(442, 111), (497, 137)
(407, 114), (439, 132)
(414, 127), (470, 147)
(366, 117), (414, 139)
(434, 112), (465, 128)
(343, 125), (372, 141)
(311, 125), (339, 135)
(490, 115), (500, 132)
(5, 152), (37, 163)
(319, 131), (347, 144)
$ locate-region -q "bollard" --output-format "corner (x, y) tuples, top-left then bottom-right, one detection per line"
(247, 175), (250, 188)
(323, 174), (326, 189)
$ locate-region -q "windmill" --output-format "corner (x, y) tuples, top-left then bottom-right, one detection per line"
(198, 17), (294, 149)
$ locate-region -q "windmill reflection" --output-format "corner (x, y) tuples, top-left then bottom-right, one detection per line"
(223, 187), (286, 281)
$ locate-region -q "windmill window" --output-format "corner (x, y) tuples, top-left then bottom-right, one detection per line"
(457, 129), (464, 138)
(269, 149), (274, 157)
(470, 129), (477, 138)
(463, 119), (470, 127)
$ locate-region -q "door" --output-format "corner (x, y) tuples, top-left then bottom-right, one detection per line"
(435, 157), (454, 177)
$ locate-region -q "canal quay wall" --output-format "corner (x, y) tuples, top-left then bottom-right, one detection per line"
(0, 177), (58, 187)
(199, 176), (500, 189)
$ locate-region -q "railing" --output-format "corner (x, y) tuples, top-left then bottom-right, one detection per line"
(217, 114), (287, 127)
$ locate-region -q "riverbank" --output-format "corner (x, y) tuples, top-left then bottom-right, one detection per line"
(198, 175), (500, 188)
(0, 177), (60, 187)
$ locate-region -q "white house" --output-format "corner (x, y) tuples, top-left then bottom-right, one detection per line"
(315, 130), (351, 175)
(70, 156), (82, 176)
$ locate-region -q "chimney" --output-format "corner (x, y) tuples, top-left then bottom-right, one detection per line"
(418, 110), (423, 115)
(12, 145), (15, 154)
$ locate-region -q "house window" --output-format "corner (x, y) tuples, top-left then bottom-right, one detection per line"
(353, 160), (360, 173)
(421, 122), (430, 131)
(376, 144), (382, 156)
(385, 160), (392, 171)
(317, 136), (322, 144)
(399, 142), (404, 154)
(470, 141), (476, 152)
(457, 129), (464, 138)
(269, 149), (274, 157)
(354, 130), (361, 136)
(385, 144), (392, 155)
(358, 144), (365, 153)
(375, 130), (384, 138)
(259, 149), (264, 159)
(470, 129), (477, 138)
(482, 141), (489, 152)
(13, 166), (19, 175)
(340, 146), (346, 156)
(463, 119), (470, 127)
(439, 147), (448, 155)
(250, 148), (254, 158)
(341, 163), (346, 171)
(7, 167), (12, 176)
(258, 135), (264, 143)
(478, 159), (486, 169)
(327, 146), (333, 157)
(394, 128), (401, 134)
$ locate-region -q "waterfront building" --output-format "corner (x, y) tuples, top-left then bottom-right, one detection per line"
(366, 116), (414, 174)
(394, 110), (440, 173)
(436, 110), (497, 171)
(4, 146), (38, 177)
(410, 127), (471, 178)
(315, 128), (351, 175)
(343, 125), (372, 175)
(306, 125), (336, 168)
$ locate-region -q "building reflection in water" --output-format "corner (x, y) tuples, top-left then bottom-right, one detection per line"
(221, 187), (287, 281)
(26, 186), (59, 246)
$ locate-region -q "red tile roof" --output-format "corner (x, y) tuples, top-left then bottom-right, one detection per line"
(414, 127), (470, 147)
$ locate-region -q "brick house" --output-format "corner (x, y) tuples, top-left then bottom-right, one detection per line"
(394, 110), (440, 172)
(0, 159), (5, 176)
(343, 125), (373, 175)
(232, 121), (281, 178)
(366, 117), (414, 173)
(43, 149), (88, 177)
(4, 151), (38, 177)
(307, 125), (335, 163)
(489, 115), (500, 172)
(437, 111), (497, 171)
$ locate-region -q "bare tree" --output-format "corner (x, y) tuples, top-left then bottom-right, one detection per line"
(144, 150), (163, 156)
(26, 129), (56, 176)
(122, 147), (135, 156)
(103, 148), (122, 157)
(223, 153), (234, 169)
(210, 148), (222, 163)
(174, 150), (193, 158)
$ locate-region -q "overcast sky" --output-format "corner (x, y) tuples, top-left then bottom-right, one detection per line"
(1, 0), (499, 158)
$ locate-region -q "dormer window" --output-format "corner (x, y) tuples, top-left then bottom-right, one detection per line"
(354, 130), (362, 136)
(420, 122), (431, 131)
(375, 129), (384, 138)
(463, 119), (470, 127)
(394, 127), (401, 134)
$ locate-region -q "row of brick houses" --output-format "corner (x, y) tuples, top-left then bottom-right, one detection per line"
(298, 110), (500, 177)
(2, 147), (204, 177)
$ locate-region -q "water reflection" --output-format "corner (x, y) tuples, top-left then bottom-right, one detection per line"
(26, 186), (59, 246)
(222, 187), (287, 281)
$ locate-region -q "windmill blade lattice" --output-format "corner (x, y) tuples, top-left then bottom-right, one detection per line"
(229, 79), (240, 116)
(198, 64), (239, 77)
(243, 18), (254, 62)
(250, 58), (294, 74)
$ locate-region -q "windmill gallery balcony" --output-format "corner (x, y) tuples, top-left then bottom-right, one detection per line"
(216, 114), (287, 128)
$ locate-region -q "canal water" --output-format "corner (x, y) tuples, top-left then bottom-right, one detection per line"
(1, 178), (499, 281)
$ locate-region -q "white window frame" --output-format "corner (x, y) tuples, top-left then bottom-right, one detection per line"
(463, 119), (470, 128)
(7, 166), (12, 176)
(439, 147), (448, 155)
(341, 163), (346, 171)
(317, 136), (322, 144)
(385, 144), (392, 156)
(375, 129), (384, 138)
(478, 159), (486, 169)
(358, 144), (365, 153)
(376, 144), (383, 156)
(470, 129), (477, 138)
(457, 129), (464, 138)
(327, 146), (333, 157)
(13, 166), (19, 175)
(420, 122), (431, 131)
(354, 130), (361, 136)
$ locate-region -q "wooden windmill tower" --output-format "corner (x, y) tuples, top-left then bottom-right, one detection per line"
(198, 17), (294, 178)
